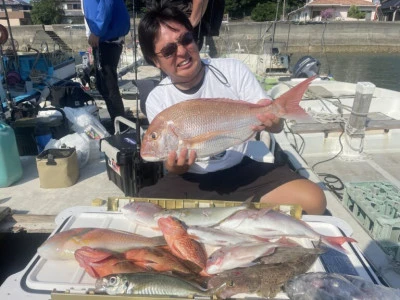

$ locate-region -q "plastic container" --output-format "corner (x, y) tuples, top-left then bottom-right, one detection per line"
(343, 181), (400, 261)
(0, 122), (23, 187)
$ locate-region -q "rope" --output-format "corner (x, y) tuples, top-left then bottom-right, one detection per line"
(307, 109), (346, 123)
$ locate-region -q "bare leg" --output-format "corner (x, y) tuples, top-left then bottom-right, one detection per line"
(260, 179), (327, 215)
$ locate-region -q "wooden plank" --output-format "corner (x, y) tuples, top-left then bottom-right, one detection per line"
(0, 214), (56, 233)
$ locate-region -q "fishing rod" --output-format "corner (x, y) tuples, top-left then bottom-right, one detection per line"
(269, 0), (281, 73)
(129, 0), (141, 146)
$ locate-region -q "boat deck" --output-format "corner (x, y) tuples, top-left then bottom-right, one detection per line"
(306, 152), (400, 187)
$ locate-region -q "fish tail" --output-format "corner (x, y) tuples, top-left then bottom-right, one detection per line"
(273, 76), (316, 120)
(322, 235), (357, 253)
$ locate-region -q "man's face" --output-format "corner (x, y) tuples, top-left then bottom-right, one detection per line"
(152, 21), (202, 88)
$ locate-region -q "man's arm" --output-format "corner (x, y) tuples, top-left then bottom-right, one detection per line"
(189, 0), (209, 27)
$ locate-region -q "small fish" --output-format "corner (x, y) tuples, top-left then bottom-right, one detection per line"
(206, 237), (299, 275)
(158, 216), (208, 273)
(74, 246), (144, 278)
(141, 76), (315, 161)
(95, 273), (210, 297)
(284, 272), (400, 300)
(217, 209), (356, 253)
(37, 227), (166, 260)
(124, 246), (192, 274)
(207, 251), (320, 299)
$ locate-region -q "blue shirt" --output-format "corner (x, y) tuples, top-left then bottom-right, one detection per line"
(82, 0), (130, 42)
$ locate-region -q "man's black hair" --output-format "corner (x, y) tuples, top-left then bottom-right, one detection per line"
(138, 3), (193, 66)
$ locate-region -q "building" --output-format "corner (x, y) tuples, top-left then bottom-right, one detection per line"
(61, 0), (84, 24)
(0, 0), (32, 26)
(288, 0), (378, 21)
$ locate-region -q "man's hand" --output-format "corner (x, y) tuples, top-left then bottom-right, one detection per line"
(88, 33), (100, 48)
(165, 148), (197, 174)
(252, 99), (283, 133)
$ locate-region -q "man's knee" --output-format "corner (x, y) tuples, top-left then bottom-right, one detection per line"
(260, 179), (327, 215)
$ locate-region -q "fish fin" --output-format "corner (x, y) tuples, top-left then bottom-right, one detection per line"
(187, 233), (200, 241)
(273, 76), (316, 120)
(199, 269), (211, 277)
(74, 246), (114, 263)
(252, 235), (270, 243)
(85, 266), (100, 278)
(185, 130), (233, 146)
(322, 236), (357, 253)
(242, 195), (256, 207)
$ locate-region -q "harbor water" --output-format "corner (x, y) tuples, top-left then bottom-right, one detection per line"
(289, 52), (400, 92)
(72, 50), (400, 92)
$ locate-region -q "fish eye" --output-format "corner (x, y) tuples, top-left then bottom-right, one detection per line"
(228, 280), (235, 287)
(109, 276), (117, 285)
(150, 132), (158, 140)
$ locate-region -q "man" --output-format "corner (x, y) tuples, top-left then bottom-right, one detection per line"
(82, 0), (130, 133)
(137, 4), (327, 215)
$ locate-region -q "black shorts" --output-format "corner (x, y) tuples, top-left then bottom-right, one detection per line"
(138, 157), (304, 202)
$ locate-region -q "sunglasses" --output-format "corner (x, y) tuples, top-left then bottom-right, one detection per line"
(155, 31), (194, 58)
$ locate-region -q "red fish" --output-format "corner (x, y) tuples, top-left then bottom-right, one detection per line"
(140, 76), (315, 161)
(75, 246), (144, 278)
(157, 216), (208, 274)
(124, 246), (192, 274)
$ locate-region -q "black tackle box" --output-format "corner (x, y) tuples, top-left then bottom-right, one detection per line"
(100, 118), (163, 196)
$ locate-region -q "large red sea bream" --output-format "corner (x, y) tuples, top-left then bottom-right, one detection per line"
(140, 76), (316, 162)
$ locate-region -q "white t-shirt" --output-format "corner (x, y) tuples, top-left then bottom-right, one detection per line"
(146, 58), (270, 174)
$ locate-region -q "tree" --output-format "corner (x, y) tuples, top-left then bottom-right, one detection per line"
(347, 5), (366, 19)
(251, 2), (281, 21)
(225, 0), (259, 19)
(31, 0), (64, 25)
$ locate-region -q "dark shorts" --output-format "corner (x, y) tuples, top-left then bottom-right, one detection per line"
(138, 157), (304, 202)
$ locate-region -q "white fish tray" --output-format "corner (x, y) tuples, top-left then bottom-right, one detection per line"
(19, 207), (381, 299)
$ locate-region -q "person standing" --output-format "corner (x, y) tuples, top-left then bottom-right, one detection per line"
(82, 0), (130, 133)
